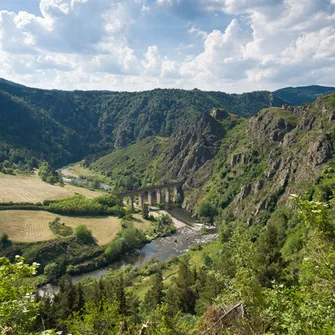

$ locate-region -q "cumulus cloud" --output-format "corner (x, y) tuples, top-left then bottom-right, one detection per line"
(1, 0), (335, 92)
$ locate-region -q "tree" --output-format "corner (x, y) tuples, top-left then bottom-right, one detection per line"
(142, 271), (164, 313)
(174, 256), (197, 314)
(38, 162), (59, 184)
(44, 262), (63, 282)
(198, 201), (218, 224)
(262, 198), (335, 334)
(0, 233), (10, 249)
(256, 224), (285, 287)
(74, 224), (96, 245)
(65, 299), (123, 335)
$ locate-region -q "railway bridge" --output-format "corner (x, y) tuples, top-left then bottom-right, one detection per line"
(117, 181), (183, 209)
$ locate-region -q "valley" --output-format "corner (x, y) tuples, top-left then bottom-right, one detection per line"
(2, 80), (335, 334)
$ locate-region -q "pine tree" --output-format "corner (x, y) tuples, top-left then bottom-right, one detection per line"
(174, 256), (197, 314)
(142, 271), (164, 313)
(256, 224), (285, 287)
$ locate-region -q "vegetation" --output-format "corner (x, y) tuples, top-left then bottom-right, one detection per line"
(3, 79), (335, 333)
(4, 194), (335, 334)
(38, 162), (59, 184)
(147, 214), (176, 238)
(274, 85), (335, 105)
(74, 224), (96, 245)
(0, 256), (40, 334)
(48, 217), (73, 237)
(105, 221), (147, 262)
(142, 203), (149, 219)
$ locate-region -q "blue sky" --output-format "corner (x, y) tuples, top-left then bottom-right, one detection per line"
(0, 0), (335, 92)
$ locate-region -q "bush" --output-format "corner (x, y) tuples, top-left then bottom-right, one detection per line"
(105, 225), (147, 261)
(49, 217), (73, 237)
(38, 162), (59, 184)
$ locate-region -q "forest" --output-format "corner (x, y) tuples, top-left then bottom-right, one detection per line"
(1, 194), (335, 334)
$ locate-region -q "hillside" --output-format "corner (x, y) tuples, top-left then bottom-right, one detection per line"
(2, 82), (335, 334)
(0, 91), (83, 171)
(0, 79), (289, 170)
(90, 92), (335, 226)
(274, 85), (335, 105)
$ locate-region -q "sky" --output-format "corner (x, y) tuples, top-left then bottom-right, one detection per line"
(0, 0), (335, 93)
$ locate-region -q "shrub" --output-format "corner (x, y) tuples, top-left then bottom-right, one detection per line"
(49, 217), (73, 237)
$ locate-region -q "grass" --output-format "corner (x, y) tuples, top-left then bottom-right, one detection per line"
(0, 173), (103, 202)
(0, 210), (122, 245)
(132, 213), (152, 231)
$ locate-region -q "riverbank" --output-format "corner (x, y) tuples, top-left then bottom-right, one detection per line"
(38, 222), (218, 297)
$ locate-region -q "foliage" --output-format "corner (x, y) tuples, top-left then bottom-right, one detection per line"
(74, 225), (96, 245)
(142, 203), (149, 220)
(274, 85), (335, 105)
(0, 256), (40, 334)
(105, 224), (147, 262)
(38, 162), (59, 184)
(47, 194), (125, 217)
(198, 201), (218, 224)
(147, 214), (176, 238)
(43, 262), (64, 281)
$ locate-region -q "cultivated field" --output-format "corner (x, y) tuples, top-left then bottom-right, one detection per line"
(0, 211), (153, 245)
(0, 173), (103, 202)
(0, 210), (121, 245)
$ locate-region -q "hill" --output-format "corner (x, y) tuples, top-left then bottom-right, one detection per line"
(0, 79), (288, 172)
(274, 85), (335, 105)
(89, 92), (335, 226)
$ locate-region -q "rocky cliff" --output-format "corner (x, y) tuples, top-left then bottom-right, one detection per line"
(194, 93), (335, 223)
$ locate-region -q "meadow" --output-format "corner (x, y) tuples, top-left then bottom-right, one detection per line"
(0, 210), (122, 245)
(0, 173), (103, 202)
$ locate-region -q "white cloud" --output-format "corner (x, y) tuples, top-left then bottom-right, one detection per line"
(187, 24), (208, 39)
(1, 0), (335, 92)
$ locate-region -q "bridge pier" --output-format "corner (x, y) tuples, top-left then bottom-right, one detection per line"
(138, 192), (144, 208)
(117, 181), (183, 208)
(148, 192), (153, 206)
(165, 188), (170, 203)
(173, 186), (179, 203)
(128, 196), (134, 210)
(156, 189), (162, 204)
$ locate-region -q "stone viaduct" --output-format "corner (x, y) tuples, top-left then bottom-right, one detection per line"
(117, 181), (183, 209)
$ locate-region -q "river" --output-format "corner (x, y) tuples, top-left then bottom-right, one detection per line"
(38, 207), (217, 296)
